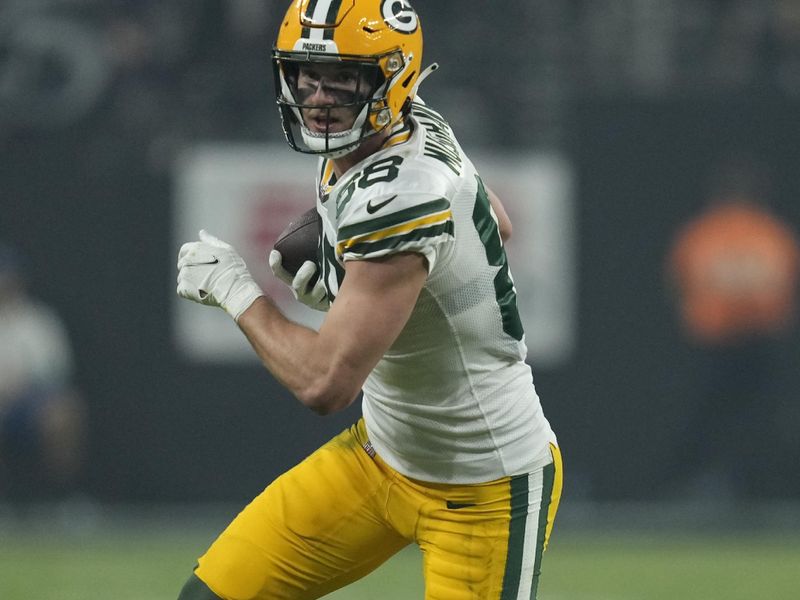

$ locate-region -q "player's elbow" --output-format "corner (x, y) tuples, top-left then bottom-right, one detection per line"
(295, 373), (360, 416)
(300, 391), (356, 416)
(306, 398), (349, 416)
(499, 219), (512, 243)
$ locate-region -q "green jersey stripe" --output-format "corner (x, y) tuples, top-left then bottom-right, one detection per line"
(342, 221), (454, 256)
(338, 197), (450, 240)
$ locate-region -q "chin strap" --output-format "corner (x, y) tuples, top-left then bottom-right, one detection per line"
(411, 62), (439, 98)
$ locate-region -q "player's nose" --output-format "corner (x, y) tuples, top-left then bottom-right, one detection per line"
(305, 80), (336, 106)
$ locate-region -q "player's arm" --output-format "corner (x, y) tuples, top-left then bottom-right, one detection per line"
(237, 252), (427, 414)
(486, 186), (512, 242)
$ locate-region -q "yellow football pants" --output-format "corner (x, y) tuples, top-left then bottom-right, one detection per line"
(195, 419), (563, 600)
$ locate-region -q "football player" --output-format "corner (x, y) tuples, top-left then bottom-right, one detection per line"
(175, 1), (562, 599)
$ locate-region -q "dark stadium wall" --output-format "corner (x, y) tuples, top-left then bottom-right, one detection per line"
(3, 97), (800, 505)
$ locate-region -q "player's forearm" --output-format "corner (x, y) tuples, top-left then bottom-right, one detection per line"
(236, 297), (361, 415)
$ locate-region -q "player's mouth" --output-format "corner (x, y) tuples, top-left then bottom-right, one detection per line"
(307, 115), (345, 133)
(303, 106), (356, 134)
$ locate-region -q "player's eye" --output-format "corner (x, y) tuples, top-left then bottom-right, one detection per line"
(335, 70), (358, 86)
(298, 69), (321, 87)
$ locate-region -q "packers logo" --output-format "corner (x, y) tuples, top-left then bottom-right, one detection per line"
(381, 0), (418, 34)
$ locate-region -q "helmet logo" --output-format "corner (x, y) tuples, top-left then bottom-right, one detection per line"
(381, 0), (418, 34)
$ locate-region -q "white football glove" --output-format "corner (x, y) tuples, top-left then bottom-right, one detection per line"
(268, 250), (329, 311)
(177, 230), (264, 321)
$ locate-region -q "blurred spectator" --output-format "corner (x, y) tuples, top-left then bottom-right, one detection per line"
(0, 244), (86, 504)
(666, 157), (800, 501)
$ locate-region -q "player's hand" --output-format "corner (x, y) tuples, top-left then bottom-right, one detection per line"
(177, 230), (264, 321)
(269, 250), (330, 311)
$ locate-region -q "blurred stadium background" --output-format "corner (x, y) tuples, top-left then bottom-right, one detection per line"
(2, 0), (800, 598)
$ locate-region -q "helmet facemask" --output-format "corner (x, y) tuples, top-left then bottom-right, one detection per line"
(273, 51), (407, 158)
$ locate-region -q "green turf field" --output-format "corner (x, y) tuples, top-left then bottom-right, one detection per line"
(1, 513), (798, 600)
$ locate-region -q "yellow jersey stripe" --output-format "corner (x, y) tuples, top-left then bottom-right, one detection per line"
(337, 209), (452, 255)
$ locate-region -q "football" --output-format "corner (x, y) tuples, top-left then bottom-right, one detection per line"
(273, 207), (321, 277)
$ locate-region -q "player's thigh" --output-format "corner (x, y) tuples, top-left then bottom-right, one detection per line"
(420, 445), (563, 600)
(194, 423), (408, 600)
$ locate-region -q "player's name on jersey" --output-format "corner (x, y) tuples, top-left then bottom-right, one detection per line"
(413, 104), (462, 176)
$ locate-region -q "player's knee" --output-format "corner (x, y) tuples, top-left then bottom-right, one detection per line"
(177, 572), (223, 600)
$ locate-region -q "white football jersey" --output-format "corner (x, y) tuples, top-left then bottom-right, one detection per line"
(315, 102), (556, 484)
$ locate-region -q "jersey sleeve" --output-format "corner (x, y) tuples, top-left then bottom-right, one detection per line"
(336, 179), (455, 271)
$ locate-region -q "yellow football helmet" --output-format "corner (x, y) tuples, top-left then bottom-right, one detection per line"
(273, 0), (424, 157)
